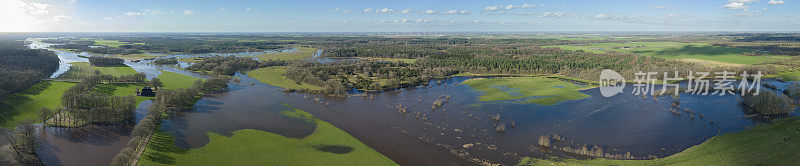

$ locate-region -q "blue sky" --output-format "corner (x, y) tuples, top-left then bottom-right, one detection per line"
(1, 0), (798, 32)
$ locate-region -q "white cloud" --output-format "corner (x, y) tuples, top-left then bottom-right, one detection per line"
(363, 8), (373, 13)
(26, 2), (52, 15)
(505, 4), (516, 10)
(246, 8), (253, 12)
(424, 10), (437, 14)
(219, 5), (226, 11)
(183, 10), (194, 15)
(723, 0), (759, 10)
(125, 11), (146, 16)
(722, 2), (748, 9)
(400, 9), (411, 14)
(378, 8), (394, 13)
(521, 4), (537, 8)
(483, 5), (499, 11)
(539, 4), (547, 7)
(648, 5), (667, 10)
(443, 10), (469, 15)
(768, 0), (785, 5)
(541, 12), (564, 18)
(51, 15), (71, 22)
(592, 13), (642, 22)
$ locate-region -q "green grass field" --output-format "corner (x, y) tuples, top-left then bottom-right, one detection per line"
(249, 66), (323, 90)
(81, 38), (145, 47)
(158, 70), (203, 90)
(0, 81), (76, 128)
(138, 105), (397, 166)
(254, 47), (318, 61)
(94, 83), (154, 104)
(57, 62), (139, 81)
(460, 77), (591, 105)
(549, 42), (784, 65)
(519, 118), (800, 166)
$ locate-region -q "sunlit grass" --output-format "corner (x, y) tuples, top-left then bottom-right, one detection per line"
(248, 66), (323, 90)
(0, 81), (76, 128)
(138, 105), (397, 166)
(460, 76), (591, 105)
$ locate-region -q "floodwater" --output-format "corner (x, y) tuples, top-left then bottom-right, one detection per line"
(36, 100), (152, 166)
(27, 39), (800, 165)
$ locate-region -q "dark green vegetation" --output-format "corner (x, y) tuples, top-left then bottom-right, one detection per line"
(88, 56), (125, 67)
(44, 36), (289, 56)
(110, 77), (229, 166)
(519, 118), (800, 166)
(136, 105), (397, 166)
(186, 56), (285, 75)
(47, 73), (147, 127)
(282, 61), (437, 94)
(0, 38), (61, 129)
(741, 89), (794, 115)
(152, 59), (179, 65)
(0, 40), (59, 99)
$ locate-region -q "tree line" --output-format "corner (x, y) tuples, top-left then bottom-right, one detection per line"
(88, 56), (125, 67)
(110, 76), (229, 166)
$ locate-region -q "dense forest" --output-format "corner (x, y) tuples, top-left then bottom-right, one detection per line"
(88, 56), (125, 67)
(187, 56), (286, 75)
(0, 40), (60, 98)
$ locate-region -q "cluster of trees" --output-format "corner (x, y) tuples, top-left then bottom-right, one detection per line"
(44, 35), (296, 56)
(0, 40), (60, 99)
(152, 59), (179, 65)
(48, 73), (149, 127)
(111, 76), (228, 166)
(742, 89), (793, 115)
(187, 56), (284, 75)
(284, 61), (431, 94)
(2, 120), (40, 165)
(88, 56), (125, 67)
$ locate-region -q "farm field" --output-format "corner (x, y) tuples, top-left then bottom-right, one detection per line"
(549, 42), (785, 65)
(253, 47), (318, 61)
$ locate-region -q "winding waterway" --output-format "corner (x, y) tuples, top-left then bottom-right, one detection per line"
(27, 38), (799, 165)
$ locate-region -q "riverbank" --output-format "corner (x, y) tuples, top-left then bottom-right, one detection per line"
(519, 117), (800, 165)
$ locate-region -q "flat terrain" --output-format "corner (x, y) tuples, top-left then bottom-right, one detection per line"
(138, 106), (397, 166)
(0, 81), (76, 128)
(460, 76), (591, 105)
(57, 62), (139, 81)
(254, 47), (318, 61)
(249, 66), (323, 90)
(158, 71), (203, 90)
(520, 118), (800, 165)
(549, 42), (784, 65)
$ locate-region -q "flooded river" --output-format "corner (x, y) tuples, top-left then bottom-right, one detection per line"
(27, 39), (799, 165)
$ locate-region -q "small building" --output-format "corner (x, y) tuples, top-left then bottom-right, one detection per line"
(138, 87), (155, 97)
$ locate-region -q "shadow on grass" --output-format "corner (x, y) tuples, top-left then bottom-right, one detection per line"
(633, 45), (745, 56)
(0, 81), (52, 127)
(143, 128), (187, 164)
